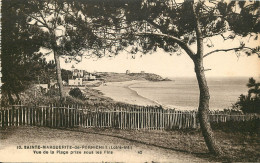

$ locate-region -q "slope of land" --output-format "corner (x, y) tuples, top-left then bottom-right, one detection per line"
(96, 72), (170, 82)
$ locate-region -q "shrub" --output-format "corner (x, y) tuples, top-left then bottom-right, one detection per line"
(69, 88), (85, 100)
(234, 78), (260, 114)
(45, 88), (60, 97)
(211, 119), (260, 134)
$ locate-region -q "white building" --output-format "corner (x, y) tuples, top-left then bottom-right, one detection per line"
(88, 74), (96, 80)
(68, 78), (83, 86)
(126, 70), (130, 74)
(73, 69), (84, 77)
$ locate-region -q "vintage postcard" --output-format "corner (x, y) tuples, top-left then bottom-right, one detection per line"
(0, 0), (259, 162)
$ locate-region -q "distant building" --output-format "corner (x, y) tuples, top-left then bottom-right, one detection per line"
(68, 79), (74, 86)
(126, 70), (130, 74)
(141, 71), (145, 74)
(68, 69), (98, 86)
(68, 78), (83, 86)
(73, 69), (84, 78)
(88, 73), (96, 80)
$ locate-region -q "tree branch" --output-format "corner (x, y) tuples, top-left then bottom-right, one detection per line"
(27, 14), (48, 29)
(192, 2), (203, 58)
(146, 19), (168, 34)
(136, 32), (196, 60)
(39, 11), (52, 31)
(203, 47), (258, 58)
(144, 19), (196, 59)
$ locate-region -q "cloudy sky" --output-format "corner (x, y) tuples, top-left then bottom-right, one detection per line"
(56, 34), (259, 78)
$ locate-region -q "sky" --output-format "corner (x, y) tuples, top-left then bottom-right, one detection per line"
(37, 0), (259, 79)
(52, 34), (260, 78)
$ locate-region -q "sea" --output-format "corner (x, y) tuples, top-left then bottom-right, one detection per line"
(129, 77), (252, 110)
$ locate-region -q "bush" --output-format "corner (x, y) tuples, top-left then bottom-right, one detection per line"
(235, 95), (260, 114)
(45, 88), (60, 97)
(69, 88), (85, 100)
(234, 78), (260, 114)
(211, 119), (260, 134)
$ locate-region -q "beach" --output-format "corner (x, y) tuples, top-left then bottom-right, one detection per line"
(95, 80), (159, 106)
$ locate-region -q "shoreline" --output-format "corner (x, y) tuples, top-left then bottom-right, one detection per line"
(127, 82), (172, 109)
(95, 80), (196, 110)
(94, 80), (227, 111)
(122, 81), (162, 106)
(94, 80), (160, 106)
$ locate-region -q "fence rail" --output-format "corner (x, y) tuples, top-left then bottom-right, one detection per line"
(0, 105), (259, 129)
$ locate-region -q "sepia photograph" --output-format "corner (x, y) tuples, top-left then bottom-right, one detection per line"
(0, 0), (259, 162)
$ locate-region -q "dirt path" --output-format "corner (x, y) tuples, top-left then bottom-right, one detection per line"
(0, 126), (206, 162)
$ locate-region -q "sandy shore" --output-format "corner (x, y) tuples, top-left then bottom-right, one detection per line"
(95, 80), (159, 106)
(95, 80), (198, 110)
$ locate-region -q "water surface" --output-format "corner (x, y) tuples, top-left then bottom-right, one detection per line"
(130, 77), (249, 110)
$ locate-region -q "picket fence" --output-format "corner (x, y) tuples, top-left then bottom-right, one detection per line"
(0, 105), (259, 130)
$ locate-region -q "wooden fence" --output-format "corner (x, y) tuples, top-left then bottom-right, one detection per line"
(0, 105), (259, 130)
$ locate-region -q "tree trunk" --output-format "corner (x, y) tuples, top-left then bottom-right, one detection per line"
(194, 60), (222, 156)
(7, 90), (14, 105)
(15, 93), (20, 103)
(53, 50), (65, 103)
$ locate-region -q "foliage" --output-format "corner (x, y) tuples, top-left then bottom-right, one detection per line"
(45, 88), (60, 97)
(37, 60), (56, 84)
(14, 0), (123, 101)
(61, 69), (73, 83)
(1, 0), (46, 103)
(69, 88), (86, 100)
(82, 0), (259, 57)
(22, 0), (107, 59)
(234, 78), (260, 114)
(211, 119), (260, 134)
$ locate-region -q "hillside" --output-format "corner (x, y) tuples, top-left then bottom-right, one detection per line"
(95, 72), (170, 82)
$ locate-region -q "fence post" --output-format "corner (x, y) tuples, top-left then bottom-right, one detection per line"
(130, 107), (133, 129)
(35, 104), (38, 126)
(193, 111), (196, 128)
(140, 107), (143, 129)
(69, 105), (72, 128)
(63, 105), (66, 128)
(0, 109), (2, 127)
(59, 106), (62, 128)
(10, 105), (14, 126)
(179, 111), (182, 129)
(1, 109), (5, 127)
